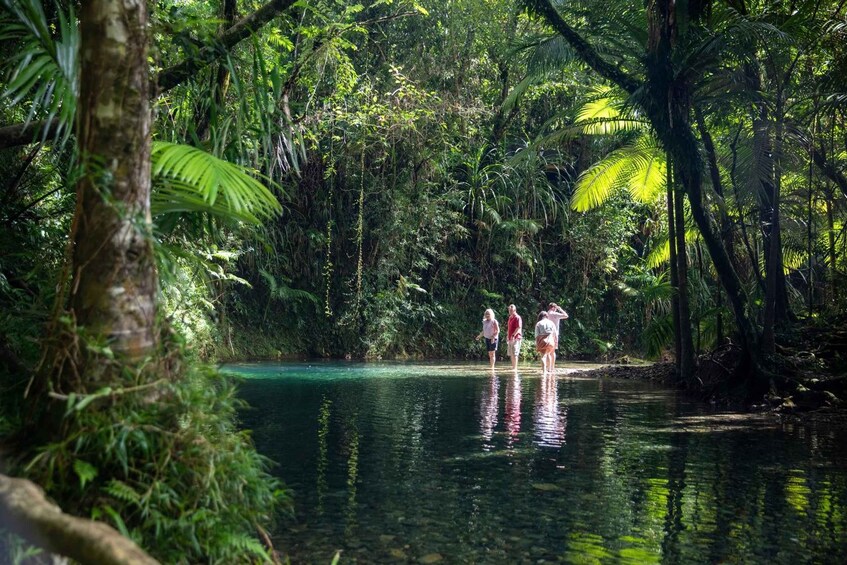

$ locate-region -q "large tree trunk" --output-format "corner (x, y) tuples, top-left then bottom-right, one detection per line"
(68, 0), (157, 371)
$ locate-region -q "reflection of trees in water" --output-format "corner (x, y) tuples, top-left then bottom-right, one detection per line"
(479, 374), (499, 445)
(533, 374), (567, 448)
(505, 373), (522, 447)
(316, 396), (331, 516)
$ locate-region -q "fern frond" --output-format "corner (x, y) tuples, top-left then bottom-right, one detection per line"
(104, 480), (142, 506)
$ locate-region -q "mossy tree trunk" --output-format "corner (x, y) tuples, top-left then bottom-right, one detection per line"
(67, 0), (156, 375)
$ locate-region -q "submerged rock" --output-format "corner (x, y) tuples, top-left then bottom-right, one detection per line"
(531, 482), (560, 491)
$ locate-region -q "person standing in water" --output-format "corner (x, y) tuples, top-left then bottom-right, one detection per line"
(475, 308), (500, 369)
(546, 302), (569, 371)
(506, 304), (523, 371)
(534, 311), (556, 373)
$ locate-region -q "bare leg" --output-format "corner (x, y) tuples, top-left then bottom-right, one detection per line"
(488, 350), (496, 369)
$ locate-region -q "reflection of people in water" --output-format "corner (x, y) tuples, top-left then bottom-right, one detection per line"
(479, 373), (499, 446)
(533, 373), (567, 448)
(504, 373), (522, 447)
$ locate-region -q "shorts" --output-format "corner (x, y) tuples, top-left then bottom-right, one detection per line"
(484, 337), (499, 352)
(507, 338), (522, 358)
(535, 334), (555, 355)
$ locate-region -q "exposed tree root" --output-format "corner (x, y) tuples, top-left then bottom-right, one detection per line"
(0, 474), (158, 564)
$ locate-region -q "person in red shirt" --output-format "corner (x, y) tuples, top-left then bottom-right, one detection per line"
(506, 304), (523, 371)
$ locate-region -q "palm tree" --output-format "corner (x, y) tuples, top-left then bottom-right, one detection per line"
(567, 91), (696, 376)
(523, 0), (765, 381)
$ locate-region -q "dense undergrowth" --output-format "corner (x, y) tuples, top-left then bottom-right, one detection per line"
(1, 351), (287, 563)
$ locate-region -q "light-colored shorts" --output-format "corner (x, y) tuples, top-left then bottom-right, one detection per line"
(508, 338), (522, 358)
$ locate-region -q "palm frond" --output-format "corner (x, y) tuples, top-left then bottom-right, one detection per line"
(151, 142), (283, 226)
(575, 88), (647, 134)
(571, 139), (665, 211)
(526, 34), (576, 75)
(571, 152), (630, 211)
(642, 311), (674, 359)
(0, 0), (78, 146)
(626, 143), (666, 203)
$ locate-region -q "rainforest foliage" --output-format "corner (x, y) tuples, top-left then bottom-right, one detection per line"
(1, 0), (846, 561)
(2, 0), (845, 365)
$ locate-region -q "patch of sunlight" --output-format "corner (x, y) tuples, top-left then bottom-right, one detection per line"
(657, 412), (779, 433)
(645, 477), (669, 520)
(562, 532), (613, 564)
(786, 470), (812, 515)
(617, 535), (661, 564)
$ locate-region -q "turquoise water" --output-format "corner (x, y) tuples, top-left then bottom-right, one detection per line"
(229, 361), (847, 564)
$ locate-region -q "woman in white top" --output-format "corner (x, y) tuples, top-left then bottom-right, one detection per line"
(475, 308), (500, 369)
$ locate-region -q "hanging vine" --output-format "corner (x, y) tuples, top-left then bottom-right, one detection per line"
(323, 125), (335, 318)
(355, 145), (366, 310)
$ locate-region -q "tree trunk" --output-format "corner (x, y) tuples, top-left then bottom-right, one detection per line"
(673, 163), (695, 380)
(826, 193), (837, 304)
(68, 0), (157, 372)
(761, 97), (791, 353)
(667, 155), (682, 372)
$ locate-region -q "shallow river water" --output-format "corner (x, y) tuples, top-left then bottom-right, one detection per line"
(228, 361), (847, 564)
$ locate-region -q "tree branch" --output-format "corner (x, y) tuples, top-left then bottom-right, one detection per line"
(0, 120), (60, 151)
(0, 0), (298, 150)
(157, 0), (298, 91)
(522, 0), (641, 95)
(0, 474), (159, 565)
(811, 144), (847, 200)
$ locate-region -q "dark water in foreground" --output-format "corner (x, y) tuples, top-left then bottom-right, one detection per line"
(229, 361), (847, 564)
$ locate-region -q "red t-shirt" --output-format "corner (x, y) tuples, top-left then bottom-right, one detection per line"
(507, 314), (523, 340)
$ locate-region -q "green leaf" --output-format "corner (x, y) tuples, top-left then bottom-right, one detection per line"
(151, 142), (283, 226)
(101, 505), (131, 537)
(73, 459), (98, 489)
(74, 387), (113, 412)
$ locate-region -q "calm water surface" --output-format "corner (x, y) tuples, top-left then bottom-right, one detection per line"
(229, 361), (847, 564)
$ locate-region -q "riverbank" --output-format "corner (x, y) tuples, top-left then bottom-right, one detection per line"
(578, 354), (847, 431)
